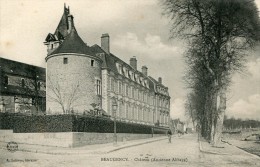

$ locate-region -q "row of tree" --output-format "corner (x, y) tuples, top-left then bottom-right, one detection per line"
(224, 117), (260, 130)
(162, 0), (260, 146)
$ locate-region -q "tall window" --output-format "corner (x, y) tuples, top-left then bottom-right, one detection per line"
(126, 85), (128, 96)
(129, 87), (132, 98)
(37, 81), (41, 90)
(122, 102), (125, 118)
(21, 78), (25, 88)
(128, 104), (132, 119)
(118, 102), (121, 117)
(114, 80), (117, 93)
(132, 105), (135, 120)
(118, 65), (122, 74)
(153, 111), (156, 123)
(119, 81), (122, 94)
(126, 104), (128, 119)
(111, 78), (114, 92)
(139, 107), (142, 120)
(122, 83), (125, 96)
(108, 77), (111, 90)
(108, 98), (111, 115)
(4, 76), (8, 85)
(135, 106), (138, 120)
(96, 79), (101, 95)
(63, 57), (68, 64)
(143, 109), (145, 121)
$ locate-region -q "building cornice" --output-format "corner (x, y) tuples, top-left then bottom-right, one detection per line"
(45, 53), (103, 62)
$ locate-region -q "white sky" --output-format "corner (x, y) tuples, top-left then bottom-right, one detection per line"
(0, 0), (259, 121)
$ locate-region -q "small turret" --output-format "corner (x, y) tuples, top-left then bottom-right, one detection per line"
(44, 4), (73, 55)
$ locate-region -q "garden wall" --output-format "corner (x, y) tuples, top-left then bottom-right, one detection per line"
(0, 113), (168, 134)
(0, 113), (168, 147)
(0, 130), (165, 147)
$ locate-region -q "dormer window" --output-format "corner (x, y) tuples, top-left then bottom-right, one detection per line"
(139, 77), (143, 85)
(116, 63), (122, 74)
(129, 71), (132, 79)
(134, 74), (138, 81)
(118, 65), (121, 74)
(125, 69), (129, 78)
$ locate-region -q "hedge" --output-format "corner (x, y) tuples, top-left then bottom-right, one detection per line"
(0, 113), (168, 134)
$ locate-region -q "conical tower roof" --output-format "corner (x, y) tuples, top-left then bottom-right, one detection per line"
(50, 27), (94, 56)
(54, 4), (70, 38)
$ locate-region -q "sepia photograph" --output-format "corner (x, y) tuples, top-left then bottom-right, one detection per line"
(0, 0), (260, 166)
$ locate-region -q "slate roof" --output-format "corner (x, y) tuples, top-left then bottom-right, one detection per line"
(50, 27), (95, 56)
(0, 57), (46, 97)
(148, 76), (166, 88)
(54, 5), (70, 39)
(90, 44), (170, 95)
(90, 44), (118, 72)
(0, 57), (45, 80)
(148, 76), (170, 97)
(90, 45), (146, 77)
(90, 44), (109, 69)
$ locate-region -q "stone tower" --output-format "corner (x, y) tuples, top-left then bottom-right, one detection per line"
(44, 5), (102, 114)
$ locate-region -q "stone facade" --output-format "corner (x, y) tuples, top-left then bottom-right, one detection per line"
(101, 60), (170, 127)
(44, 5), (171, 127)
(0, 58), (46, 113)
(46, 54), (102, 114)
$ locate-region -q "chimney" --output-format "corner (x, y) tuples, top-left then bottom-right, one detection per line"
(67, 14), (74, 34)
(130, 57), (137, 70)
(101, 33), (110, 54)
(142, 66), (148, 76)
(158, 77), (162, 84)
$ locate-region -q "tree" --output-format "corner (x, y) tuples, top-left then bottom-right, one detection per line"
(162, 0), (260, 146)
(16, 67), (46, 113)
(185, 93), (197, 129)
(47, 74), (81, 114)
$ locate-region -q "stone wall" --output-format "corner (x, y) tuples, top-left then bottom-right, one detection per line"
(72, 132), (164, 147)
(46, 53), (102, 114)
(0, 130), (165, 148)
(0, 130), (73, 147)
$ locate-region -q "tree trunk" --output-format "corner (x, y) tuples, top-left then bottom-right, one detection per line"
(212, 86), (226, 146)
(210, 90), (218, 144)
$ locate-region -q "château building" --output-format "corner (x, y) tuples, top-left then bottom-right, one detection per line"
(45, 5), (171, 126)
(0, 57), (46, 113)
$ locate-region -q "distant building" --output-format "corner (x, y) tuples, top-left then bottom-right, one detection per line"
(0, 58), (46, 113)
(171, 119), (186, 133)
(44, 5), (171, 126)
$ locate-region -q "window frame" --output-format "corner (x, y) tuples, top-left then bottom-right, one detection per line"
(4, 76), (9, 85)
(91, 59), (95, 67)
(63, 57), (68, 64)
(96, 79), (102, 95)
(21, 78), (25, 88)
